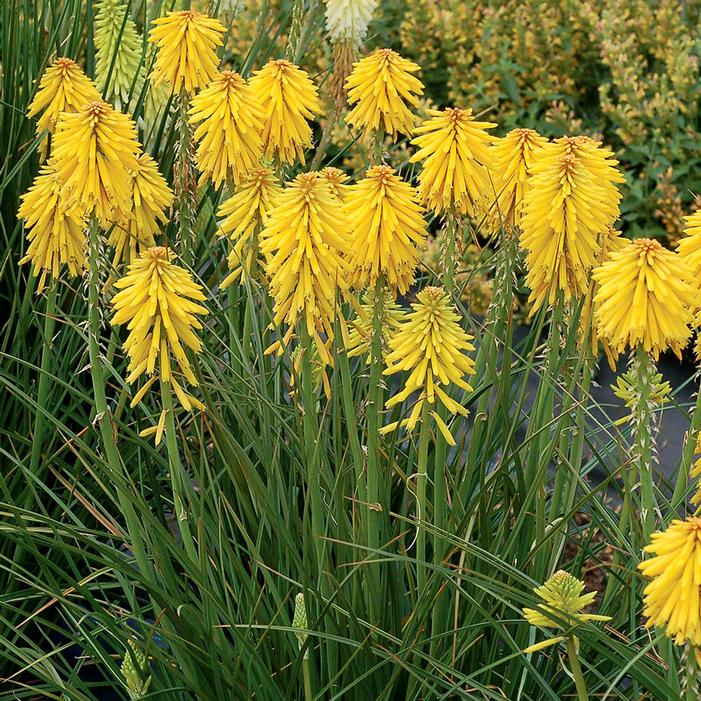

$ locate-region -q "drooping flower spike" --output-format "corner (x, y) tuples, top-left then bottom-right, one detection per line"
(18, 162), (87, 293)
(345, 48), (423, 141)
(485, 128), (548, 231)
(189, 70), (263, 188)
(520, 136), (623, 313)
(380, 286), (475, 446)
(410, 107), (496, 217)
(148, 10), (225, 94)
(250, 59), (322, 166)
(593, 238), (698, 359)
(218, 166), (283, 288)
(676, 208), (701, 277)
(52, 100), (141, 225)
(110, 246), (208, 412)
(260, 171), (353, 365)
(108, 153), (174, 267)
(27, 57), (101, 159)
(639, 517), (701, 646)
(346, 164), (428, 294)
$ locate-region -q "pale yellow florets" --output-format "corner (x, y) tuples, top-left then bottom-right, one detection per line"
(325, 0), (377, 48)
(676, 208), (701, 277)
(111, 246), (208, 412)
(520, 136), (623, 313)
(345, 48), (423, 140)
(52, 100), (141, 225)
(410, 107), (496, 217)
(27, 57), (101, 160)
(320, 166), (351, 201)
(345, 165), (427, 294)
(485, 128), (548, 232)
(639, 518), (701, 646)
(189, 70), (263, 188)
(218, 166), (283, 288)
(148, 10), (225, 94)
(249, 60), (322, 165)
(381, 286), (475, 445)
(593, 238), (698, 359)
(108, 153), (174, 267)
(260, 171), (353, 365)
(18, 162), (87, 293)
(523, 570), (610, 629)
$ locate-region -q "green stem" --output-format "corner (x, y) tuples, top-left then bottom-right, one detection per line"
(161, 379), (198, 564)
(566, 636), (589, 701)
(27, 281), (58, 494)
(302, 658), (313, 701)
(176, 90), (194, 268)
(372, 128), (384, 166)
(442, 214), (458, 294)
(310, 104), (337, 172)
(672, 377), (701, 511)
(86, 218), (153, 583)
(685, 646), (699, 700)
(634, 345), (655, 539)
(416, 401), (431, 597)
(338, 350), (365, 497)
(430, 214), (460, 655)
(366, 278), (385, 553)
(300, 327), (324, 572)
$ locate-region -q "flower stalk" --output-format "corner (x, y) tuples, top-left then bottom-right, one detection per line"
(87, 218), (153, 582)
(175, 89), (196, 267)
(161, 378), (198, 563)
(566, 635), (589, 701)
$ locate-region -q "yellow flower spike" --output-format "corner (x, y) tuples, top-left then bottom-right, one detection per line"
(17, 162), (87, 293)
(581, 224), (627, 364)
(189, 70), (263, 188)
(485, 127), (548, 231)
(148, 10), (225, 95)
(520, 135), (624, 313)
(320, 166), (351, 202)
(110, 246), (208, 410)
(346, 288), (405, 360)
(260, 171), (353, 365)
(410, 107), (496, 217)
(27, 57), (101, 140)
(639, 517), (701, 646)
(249, 59), (322, 166)
(108, 153), (174, 267)
(345, 164), (428, 295)
(523, 570), (610, 630)
(593, 238), (698, 359)
(345, 48), (423, 141)
(381, 286), (475, 445)
(52, 100), (141, 225)
(218, 166), (283, 288)
(677, 208), (701, 277)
